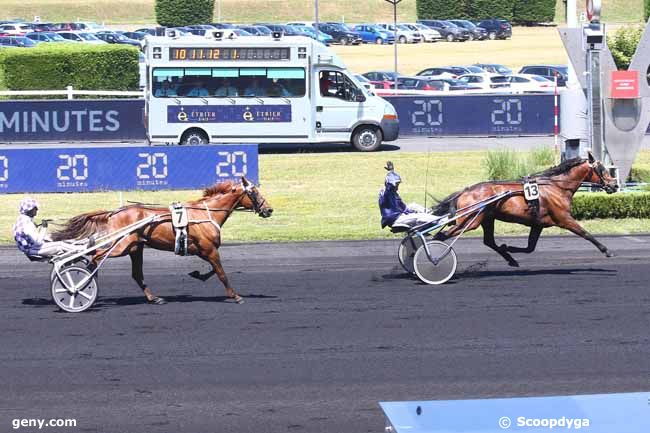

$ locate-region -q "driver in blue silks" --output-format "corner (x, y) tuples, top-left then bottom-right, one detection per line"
(378, 162), (445, 230)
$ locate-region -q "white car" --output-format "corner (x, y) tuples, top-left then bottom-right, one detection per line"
(507, 74), (555, 93)
(0, 23), (33, 36)
(377, 23), (422, 43)
(57, 31), (107, 44)
(73, 22), (107, 33)
(457, 73), (511, 91)
(403, 23), (441, 42)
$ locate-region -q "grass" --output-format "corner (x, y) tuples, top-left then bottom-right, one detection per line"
(3, 0), (645, 25)
(3, 150), (650, 246)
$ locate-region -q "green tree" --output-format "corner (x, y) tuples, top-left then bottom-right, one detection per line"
(467, 0), (515, 21)
(645, 0), (650, 22)
(416, 0), (468, 20)
(608, 25), (644, 70)
(513, 0), (555, 24)
(155, 0), (214, 27)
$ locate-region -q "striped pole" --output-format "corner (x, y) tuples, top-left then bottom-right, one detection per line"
(554, 76), (559, 157)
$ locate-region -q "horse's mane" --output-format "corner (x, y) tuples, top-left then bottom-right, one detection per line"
(530, 157), (586, 178)
(201, 180), (239, 198)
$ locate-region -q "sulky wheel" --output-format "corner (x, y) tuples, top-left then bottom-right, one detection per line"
(51, 265), (98, 313)
(413, 240), (457, 285)
(398, 235), (424, 275)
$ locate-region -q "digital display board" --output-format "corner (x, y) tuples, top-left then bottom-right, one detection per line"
(0, 145), (258, 193)
(169, 47), (291, 61)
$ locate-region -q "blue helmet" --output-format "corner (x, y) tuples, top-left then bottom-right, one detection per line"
(385, 171), (401, 187)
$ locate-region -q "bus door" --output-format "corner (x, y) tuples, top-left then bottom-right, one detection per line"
(314, 69), (366, 141)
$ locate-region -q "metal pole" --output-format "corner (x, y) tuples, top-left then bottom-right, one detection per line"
(393, 2), (397, 89)
(566, 0), (578, 87)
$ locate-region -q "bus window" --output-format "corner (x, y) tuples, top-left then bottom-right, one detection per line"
(152, 67), (306, 98)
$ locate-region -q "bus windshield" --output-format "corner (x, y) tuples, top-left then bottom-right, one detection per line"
(152, 66), (306, 98)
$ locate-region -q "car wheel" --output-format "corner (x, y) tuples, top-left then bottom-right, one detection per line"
(446, 34), (454, 42)
(488, 32), (497, 40)
(375, 37), (383, 44)
(352, 126), (382, 152)
(467, 34), (474, 41)
(340, 36), (348, 45)
(180, 129), (209, 145)
(399, 35), (407, 44)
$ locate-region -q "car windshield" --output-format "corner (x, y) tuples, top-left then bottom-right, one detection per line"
(43, 32), (65, 41)
(383, 72), (399, 80)
(459, 20), (476, 29)
(490, 76), (509, 83)
(496, 65), (513, 74)
(255, 26), (271, 35)
(466, 66), (485, 73)
(442, 21), (457, 28)
(115, 34), (130, 41)
(396, 24), (409, 30)
(79, 33), (99, 40)
(338, 23), (354, 31)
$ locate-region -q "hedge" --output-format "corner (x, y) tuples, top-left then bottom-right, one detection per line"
(156, 0), (214, 27)
(646, 0), (650, 22)
(416, 0), (468, 20)
(572, 192), (650, 220)
(0, 44), (139, 92)
(512, 0), (555, 24)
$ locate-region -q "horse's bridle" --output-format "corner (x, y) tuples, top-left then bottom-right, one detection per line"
(242, 183), (266, 214)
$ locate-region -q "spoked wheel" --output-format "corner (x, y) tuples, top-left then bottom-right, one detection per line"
(398, 235), (424, 275)
(51, 265), (98, 313)
(50, 257), (91, 283)
(413, 240), (457, 285)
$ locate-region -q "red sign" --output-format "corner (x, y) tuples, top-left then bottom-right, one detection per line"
(610, 70), (639, 99)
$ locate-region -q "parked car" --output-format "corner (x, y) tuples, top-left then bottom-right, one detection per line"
(403, 23), (441, 42)
(0, 23), (34, 36)
(416, 66), (471, 79)
(254, 23), (300, 36)
(477, 19), (512, 40)
(417, 20), (469, 42)
(457, 73), (510, 91)
(362, 70), (401, 88)
(316, 22), (362, 45)
(96, 31), (141, 46)
(25, 31), (67, 43)
(57, 31), (107, 44)
(506, 74), (555, 93)
(251, 25), (272, 36)
(207, 23), (237, 29)
(353, 24), (394, 44)
(237, 25), (265, 36)
(233, 28), (253, 37)
(439, 78), (482, 91)
(32, 22), (58, 32)
(473, 63), (512, 75)
(353, 74), (375, 91)
(396, 76), (445, 91)
(518, 64), (568, 87)
(376, 23), (421, 43)
(290, 24), (333, 44)
(449, 19), (487, 41)
(134, 28), (157, 36)
(118, 31), (148, 41)
(53, 22), (85, 31)
(73, 21), (107, 33)
(0, 35), (38, 47)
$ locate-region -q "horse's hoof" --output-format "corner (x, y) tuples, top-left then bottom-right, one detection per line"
(147, 297), (166, 305)
(605, 250), (615, 258)
(233, 296), (244, 304)
(508, 261), (520, 268)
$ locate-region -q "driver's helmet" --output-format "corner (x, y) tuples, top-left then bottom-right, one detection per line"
(19, 197), (39, 215)
(385, 171), (402, 187)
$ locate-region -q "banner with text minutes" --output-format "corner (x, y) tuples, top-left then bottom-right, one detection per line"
(0, 145), (258, 193)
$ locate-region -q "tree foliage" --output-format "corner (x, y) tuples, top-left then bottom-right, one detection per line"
(155, 0), (214, 27)
(608, 25), (644, 70)
(415, 0), (468, 20)
(513, 0), (555, 24)
(467, 0), (515, 21)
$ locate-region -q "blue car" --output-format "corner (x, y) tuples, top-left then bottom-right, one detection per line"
(353, 24), (394, 44)
(289, 24), (333, 45)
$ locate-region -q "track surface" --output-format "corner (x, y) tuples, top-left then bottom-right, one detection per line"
(1, 235), (650, 433)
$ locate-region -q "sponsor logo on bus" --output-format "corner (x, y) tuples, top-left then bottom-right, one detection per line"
(167, 105), (291, 123)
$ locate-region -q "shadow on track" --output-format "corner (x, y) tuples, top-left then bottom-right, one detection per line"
(22, 293), (277, 310)
(258, 144), (400, 154)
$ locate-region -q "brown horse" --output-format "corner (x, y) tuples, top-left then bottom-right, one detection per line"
(432, 152), (618, 267)
(52, 177), (272, 304)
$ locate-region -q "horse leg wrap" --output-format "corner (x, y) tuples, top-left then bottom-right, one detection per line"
(174, 228), (188, 256)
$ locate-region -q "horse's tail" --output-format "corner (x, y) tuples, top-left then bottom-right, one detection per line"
(51, 210), (111, 241)
(431, 190), (461, 217)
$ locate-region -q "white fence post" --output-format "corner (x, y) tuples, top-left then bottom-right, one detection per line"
(66, 85), (74, 100)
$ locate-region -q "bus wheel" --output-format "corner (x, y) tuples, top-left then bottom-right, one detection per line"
(180, 129), (209, 145)
(352, 125), (382, 152)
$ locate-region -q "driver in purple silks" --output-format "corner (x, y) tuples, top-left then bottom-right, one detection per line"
(12, 197), (86, 258)
(378, 162), (445, 230)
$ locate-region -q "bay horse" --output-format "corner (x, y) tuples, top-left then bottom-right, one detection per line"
(432, 152), (618, 267)
(52, 177), (272, 304)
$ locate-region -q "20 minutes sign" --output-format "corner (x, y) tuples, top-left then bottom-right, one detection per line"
(0, 144), (258, 193)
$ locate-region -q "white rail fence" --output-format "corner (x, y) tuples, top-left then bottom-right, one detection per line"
(0, 87), (144, 99)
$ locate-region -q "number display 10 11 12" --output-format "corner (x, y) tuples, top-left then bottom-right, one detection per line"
(0, 145), (259, 193)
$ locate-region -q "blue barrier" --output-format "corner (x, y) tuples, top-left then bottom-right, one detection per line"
(384, 94), (557, 136)
(0, 144), (258, 193)
(380, 392), (650, 432)
(0, 100), (146, 142)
